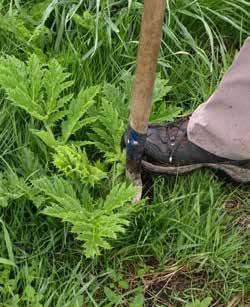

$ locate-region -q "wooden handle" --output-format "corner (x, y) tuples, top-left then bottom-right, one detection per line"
(129, 0), (166, 134)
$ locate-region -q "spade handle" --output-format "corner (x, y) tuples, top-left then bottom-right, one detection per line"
(130, 0), (166, 134)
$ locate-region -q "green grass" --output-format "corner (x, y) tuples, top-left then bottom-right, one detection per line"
(0, 0), (249, 306)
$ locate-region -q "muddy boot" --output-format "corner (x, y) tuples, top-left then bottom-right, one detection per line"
(142, 117), (250, 183)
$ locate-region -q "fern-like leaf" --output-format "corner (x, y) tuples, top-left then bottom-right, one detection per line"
(43, 59), (74, 115)
(0, 55), (45, 120)
(53, 145), (106, 186)
(150, 75), (183, 123)
(90, 99), (124, 163)
(32, 176), (138, 258)
(27, 54), (44, 105)
(61, 86), (99, 142)
(31, 129), (58, 149)
(0, 54), (75, 125)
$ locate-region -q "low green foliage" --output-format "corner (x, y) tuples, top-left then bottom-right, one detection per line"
(0, 0), (249, 305)
(53, 145), (107, 185)
(32, 177), (138, 258)
(0, 53), (141, 258)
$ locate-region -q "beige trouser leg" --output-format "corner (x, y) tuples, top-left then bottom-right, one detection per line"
(188, 37), (250, 160)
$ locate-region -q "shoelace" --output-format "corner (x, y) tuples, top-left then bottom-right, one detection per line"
(166, 118), (188, 163)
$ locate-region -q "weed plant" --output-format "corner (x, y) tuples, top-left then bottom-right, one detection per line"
(0, 0), (249, 305)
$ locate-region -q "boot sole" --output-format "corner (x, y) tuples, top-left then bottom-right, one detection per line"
(142, 161), (250, 183)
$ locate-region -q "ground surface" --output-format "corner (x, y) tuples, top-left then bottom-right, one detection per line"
(0, 1), (249, 306)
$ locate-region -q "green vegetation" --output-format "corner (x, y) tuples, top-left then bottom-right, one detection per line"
(0, 0), (249, 305)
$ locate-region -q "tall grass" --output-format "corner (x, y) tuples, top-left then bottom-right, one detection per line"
(0, 0), (249, 305)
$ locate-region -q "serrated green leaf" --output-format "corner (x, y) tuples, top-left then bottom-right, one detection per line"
(0, 54), (75, 123)
(104, 183), (138, 211)
(44, 58), (73, 114)
(31, 129), (58, 148)
(47, 110), (69, 125)
(52, 145), (106, 185)
(33, 176), (137, 258)
(61, 86), (99, 142)
(90, 96), (125, 163)
(71, 116), (97, 135)
(27, 54), (43, 104)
